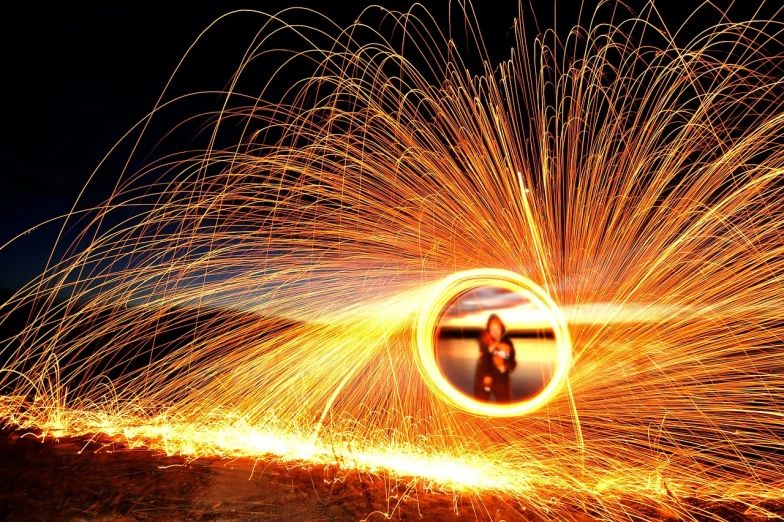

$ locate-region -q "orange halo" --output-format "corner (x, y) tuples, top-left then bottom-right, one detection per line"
(415, 269), (572, 416)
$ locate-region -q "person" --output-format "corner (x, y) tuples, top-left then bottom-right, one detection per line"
(474, 314), (517, 402)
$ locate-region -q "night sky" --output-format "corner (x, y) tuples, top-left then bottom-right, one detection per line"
(0, 1), (770, 294)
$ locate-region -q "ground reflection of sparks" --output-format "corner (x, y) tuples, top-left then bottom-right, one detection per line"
(2, 2), (784, 520)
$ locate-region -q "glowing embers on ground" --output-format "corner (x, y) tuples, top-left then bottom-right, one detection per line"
(416, 269), (571, 416)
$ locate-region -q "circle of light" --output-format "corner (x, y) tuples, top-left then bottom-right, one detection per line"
(416, 268), (572, 416)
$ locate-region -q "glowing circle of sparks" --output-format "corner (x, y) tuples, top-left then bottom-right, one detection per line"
(416, 268), (571, 416)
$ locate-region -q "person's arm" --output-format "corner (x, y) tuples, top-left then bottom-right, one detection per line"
(478, 330), (492, 355)
(480, 355), (493, 387)
(475, 339), (493, 392)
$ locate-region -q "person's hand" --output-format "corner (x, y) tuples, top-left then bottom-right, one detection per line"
(493, 343), (510, 373)
(483, 375), (492, 386)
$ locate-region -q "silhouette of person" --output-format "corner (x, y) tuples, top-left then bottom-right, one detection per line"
(474, 313), (517, 402)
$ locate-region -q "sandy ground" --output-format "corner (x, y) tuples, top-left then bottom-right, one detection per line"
(0, 427), (780, 521)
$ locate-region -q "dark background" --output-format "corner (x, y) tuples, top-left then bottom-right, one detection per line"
(0, 1), (774, 293)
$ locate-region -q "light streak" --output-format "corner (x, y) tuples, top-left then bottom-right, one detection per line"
(1, 2), (784, 519)
(415, 268), (572, 416)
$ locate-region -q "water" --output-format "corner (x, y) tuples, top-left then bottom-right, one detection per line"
(435, 337), (556, 402)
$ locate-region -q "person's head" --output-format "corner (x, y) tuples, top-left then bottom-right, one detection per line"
(486, 313), (506, 341)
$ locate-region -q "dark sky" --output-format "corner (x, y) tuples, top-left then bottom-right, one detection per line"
(0, 1), (771, 293)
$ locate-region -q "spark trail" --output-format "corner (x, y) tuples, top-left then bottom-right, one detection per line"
(1, 2), (784, 520)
